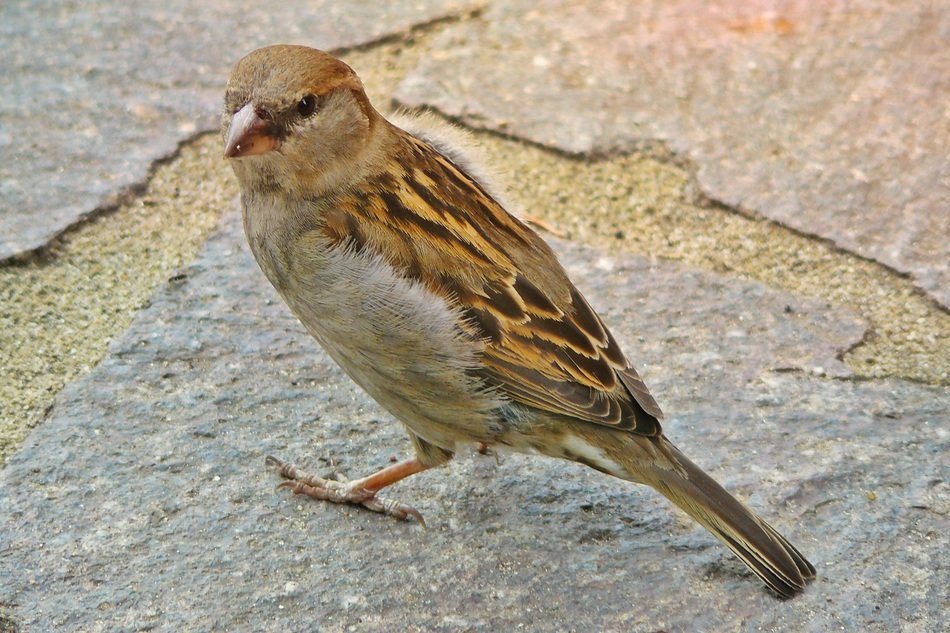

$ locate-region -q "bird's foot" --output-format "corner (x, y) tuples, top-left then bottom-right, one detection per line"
(266, 455), (426, 526)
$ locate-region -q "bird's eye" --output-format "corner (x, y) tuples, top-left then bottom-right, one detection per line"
(296, 94), (317, 117)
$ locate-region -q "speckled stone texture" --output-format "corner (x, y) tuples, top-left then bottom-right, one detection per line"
(2, 2), (947, 630)
(0, 0), (478, 260)
(395, 0), (950, 307)
(2, 208), (946, 632)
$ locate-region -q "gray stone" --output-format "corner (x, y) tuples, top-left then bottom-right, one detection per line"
(0, 0), (478, 260)
(394, 0), (950, 307)
(3, 206), (946, 631)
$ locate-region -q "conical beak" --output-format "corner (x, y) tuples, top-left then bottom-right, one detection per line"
(224, 103), (279, 158)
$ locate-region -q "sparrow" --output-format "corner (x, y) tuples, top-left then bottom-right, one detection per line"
(222, 45), (816, 598)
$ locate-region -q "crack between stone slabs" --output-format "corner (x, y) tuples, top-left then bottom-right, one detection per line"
(390, 100), (689, 166)
(683, 196), (948, 384)
(692, 192), (949, 318)
(769, 362), (945, 390)
(0, 128), (213, 269)
(692, 196), (948, 378)
(764, 366), (937, 387)
(333, 6), (485, 57)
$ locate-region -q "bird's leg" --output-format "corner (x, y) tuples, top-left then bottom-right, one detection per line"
(265, 455), (429, 526)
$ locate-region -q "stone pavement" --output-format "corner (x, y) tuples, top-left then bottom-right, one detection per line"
(396, 0), (950, 308)
(1, 2), (948, 632)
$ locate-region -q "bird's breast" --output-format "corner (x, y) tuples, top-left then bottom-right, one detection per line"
(243, 200), (504, 449)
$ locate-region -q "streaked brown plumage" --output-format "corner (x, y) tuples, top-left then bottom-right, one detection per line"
(223, 45), (816, 598)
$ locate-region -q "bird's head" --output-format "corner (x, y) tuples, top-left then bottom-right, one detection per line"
(222, 45), (379, 196)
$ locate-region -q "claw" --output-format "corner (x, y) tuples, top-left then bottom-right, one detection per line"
(363, 496), (427, 527)
(266, 455), (427, 525)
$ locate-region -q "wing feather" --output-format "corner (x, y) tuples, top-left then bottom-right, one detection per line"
(323, 131), (663, 436)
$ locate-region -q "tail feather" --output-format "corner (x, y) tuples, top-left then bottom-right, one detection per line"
(647, 442), (816, 598)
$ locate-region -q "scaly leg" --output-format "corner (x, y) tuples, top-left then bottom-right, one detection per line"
(266, 455), (429, 526)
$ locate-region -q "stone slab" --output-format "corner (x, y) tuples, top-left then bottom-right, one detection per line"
(0, 0), (478, 260)
(395, 0), (950, 307)
(3, 206), (945, 631)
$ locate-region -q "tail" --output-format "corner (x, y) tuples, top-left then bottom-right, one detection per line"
(643, 441), (816, 598)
